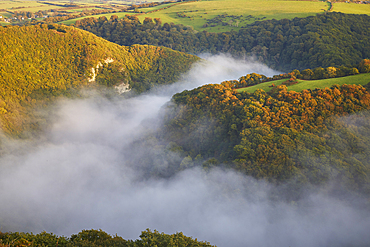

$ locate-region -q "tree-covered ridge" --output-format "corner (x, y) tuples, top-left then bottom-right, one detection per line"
(73, 12), (370, 71)
(0, 229), (215, 247)
(161, 83), (370, 196)
(223, 60), (368, 91)
(0, 24), (199, 136)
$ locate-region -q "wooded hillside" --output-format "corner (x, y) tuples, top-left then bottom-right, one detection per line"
(0, 229), (215, 247)
(73, 12), (370, 71)
(159, 82), (370, 198)
(0, 24), (199, 136)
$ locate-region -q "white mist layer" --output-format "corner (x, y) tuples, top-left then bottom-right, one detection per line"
(154, 54), (281, 96)
(0, 55), (370, 247)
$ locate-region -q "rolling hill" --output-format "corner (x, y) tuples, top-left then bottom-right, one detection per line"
(58, 0), (370, 33)
(157, 73), (370, 198)
(1, 1), (370, 244)
(237, 71), (370, 93)
(0, 24), (199, 137)
(73, 12), (370, 71)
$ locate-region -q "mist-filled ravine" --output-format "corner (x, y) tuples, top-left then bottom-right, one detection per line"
(1, 55), (370, 247)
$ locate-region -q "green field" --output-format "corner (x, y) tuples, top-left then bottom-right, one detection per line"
(237, 73), (370, 93)
(65, 8), (95, 13)
(0, 0), (60, 13)
(134, 0), (329, 32)
(138, 2), (178, 12)
(58, 0), (328, 32)
(0, 0), (126, 17)
(332, 2), (370, 15)
(58, 2), (177, 25)
(58, 2), (178, 24)
(60, 12), (134, 25)
(0, 12), (12, 18)
(0, 0), (42, 9)
(11, 0), (370, 33)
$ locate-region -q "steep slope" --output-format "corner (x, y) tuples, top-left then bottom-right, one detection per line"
(0, 24), (199, 136)
(159, 81), (370, 198)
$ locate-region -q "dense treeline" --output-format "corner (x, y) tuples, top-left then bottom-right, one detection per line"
(159, 82), (370, 196)
(0, 24), (199, 136)
(0, 229), (215, 247)
(73, 12), (370, 71)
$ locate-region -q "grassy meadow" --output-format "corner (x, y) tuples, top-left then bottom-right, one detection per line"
(0, 0), (43, 9)
(237, 73), (370, 93)
(135, 0), (329, 32)
(60, 12), (134, 25)
(0, 0), (128, 17)
(139, 2), (178, 12)
(332, 2), (370, 15)
(0, 0), (65, 13)
(58, 0), (329, 32)
(3, 0), (370, 32)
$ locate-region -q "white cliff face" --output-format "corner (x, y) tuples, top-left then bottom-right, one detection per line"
(88, 58), (115, 82)
(88, 58), (131, 94)
(114, 83), (131, 94)
(88, 67), (98, 83)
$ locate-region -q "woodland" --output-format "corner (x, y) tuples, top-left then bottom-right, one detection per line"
(159, 78), (370, 198)
(72, 12), (370, 71)
(0, 229), (215, 247)
(67, 11), (370, 199)
(1, 1), (370, 246)
(0, 24), (199, 137)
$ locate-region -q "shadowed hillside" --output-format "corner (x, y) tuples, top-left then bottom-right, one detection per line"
(73, 12), (370, 71)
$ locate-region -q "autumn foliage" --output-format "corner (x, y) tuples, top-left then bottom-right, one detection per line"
(162, 83), (370, 194)
(0, 24), (199, 136)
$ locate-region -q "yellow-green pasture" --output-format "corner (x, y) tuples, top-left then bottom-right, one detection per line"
(59, 2), (177, 25)
(0, 22), (11, 26)
(57, 0), (328, 32)
(60, 12), (134, 25)
(0, 0), (43, 9)
(138, 2), (178, 13)
(331, 2), (370, 15)
(0, 12), (12, 18)
(0, 1), (59, 13)
(134, 0), (329, 32)
(66, 8), (96, 13)
(237, 73), (370, 93)
(0, 0), (126, 14)
(15, 0), (370, 33)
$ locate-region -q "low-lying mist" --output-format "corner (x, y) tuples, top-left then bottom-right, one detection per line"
(1, 55), (370, 247)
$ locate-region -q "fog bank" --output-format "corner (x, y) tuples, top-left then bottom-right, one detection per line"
(0, 55), (370, 247)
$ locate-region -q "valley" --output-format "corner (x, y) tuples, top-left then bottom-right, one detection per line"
(1, 0), (370, 246)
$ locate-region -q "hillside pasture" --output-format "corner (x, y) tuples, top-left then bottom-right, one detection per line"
(331, 2), (370, 15)
(1, 0), (128, 18)
(59, 2), (177, 24)
(0, 22), (11, 26)
(65, 8), (96, 13)
(134, 0), (329, 32)
(60, 12), (134, 25)
(237, 73), (370, 93)
(0, 0), (43, 9)
(0, 12), (12, 18)
(57, 0), (329, 32)
(0, 1), (61, 13)
(138, 2), (178, 13)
